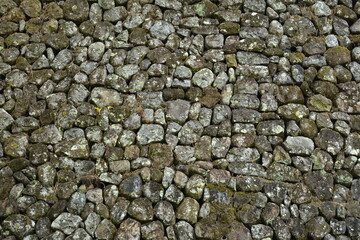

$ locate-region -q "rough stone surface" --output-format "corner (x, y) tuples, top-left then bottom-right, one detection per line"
(0, 1), (358, 239)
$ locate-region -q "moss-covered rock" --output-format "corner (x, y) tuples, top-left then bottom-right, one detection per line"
(324, 46), (351, 66)
(200, 87), (221, 108)
(3, 214), (35, 238)
(277, 103), (309, 120)
(0, 22), (18, 36)
(219, 22), (241, 35)
(0, 177), (15, 201)
(194, 0), (218, 17)
(317, 66), (337, 83)
(20, 0), (42, 18)
(307, 94), (332, 112)
(5, 33), (29, 47)
(42, 33), (70, 50)
(312, 81), (339, 100)
(267, 163), (302, 182)
(236, 38), (266, 52)
(149, 143), (174, 169)
(42, 2), (64, 20)
(195, 203), (251, 239)
(63, 0), (89, 23)
(176, 197), (200, 224)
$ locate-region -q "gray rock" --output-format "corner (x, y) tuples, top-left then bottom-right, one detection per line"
(231, 94), (260, 109)
(348, 61), (360, 82)
(333, 16), (350, 36)
(345, 217), (360, 238)
(267, 163), (301, 182)
(55, 104), (78, 130)
(138, 92), (163, 109)
(68, 84), (90, 104)
(178, 120), (204, 145)
(315, 129), (344, 155)
(114, 218), (141, 240)
(85, 212), (101, 237)
(311, 1), (332, 16)
(192, 68), (215, 88)
(98, 0), (114, 9)
(109, 198), (129, 225)
(236, 52), (269, 65)
(51, 212), (82, 235)
(304, 171), (334, 201)
(291, 183), (312, 205)
(227, 147), (260, 163)
(154, 201), (176, 226)
(143, 181), (164, 203)
(155, 0), (182, 10)
(174, 221), (195, 240)
(243, 0), (266, 13)
(127, 46), (149, 65)
(239, 27), (268, 39)
(165, 184), (184, 205)
(271, 219), (291, 240)
(174, 66), (192, 79)
(345, 133), (360, 156)
(274, 71), (294, 85)
(305, 216), (331, 239)
(176, 197), (200, 224)
(174, 145), (195, 164)
(128, 198), (154, 222)
(350, 18), (360, 33)
(166, 100), (191, 124)
(303, 55), (327, 68)
(27, 201), (50, 221)
(229, 162), (266, 177)
(0, 108), (14, 130)
(233, 108), (262, 123)
(141, 221), (165, 240)
(212, 105), (231, 125)
(299, 204), (319, 223)
(5, 70), (28, 88)
(67, 192), (86, 215)
(0, 62), (11, 75)
(123, 13), (144, 29)
(284, 16), (317, 37)
(12, 116), (40, 133)
(51, 49), (73, 70)
(251, 224), (273, 240)
(95, 219), (116, 240)
(257, 120), (285, 136)
(37, 162), (56, 187)
(63, 0), (89, 22)
(55, 138), (89, 159)
(284, 136), (314, 156)
(4, 133), (28, 158)
(212, 137), (231, 158)
(330, 219), (346, 235)
(3, 214), (35, 238)
(90, 87), (122, 107)
(88, 42), (105, 62)
(277, 104), (309, 120)
(104, 6), (127, 22)
(137, 124), (164, 145)
(264, 182), (287, 204)
(119, 174), (143, 199)
(291, 65), (304, 83)
(67, 228), (92, 240)
(86, 188), (103, 203)
(150, 20), (175, 40)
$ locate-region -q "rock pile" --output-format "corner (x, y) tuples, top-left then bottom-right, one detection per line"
(0, 0), (359, 239)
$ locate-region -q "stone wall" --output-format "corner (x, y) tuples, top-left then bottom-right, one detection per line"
(0, 0), (359, 239)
